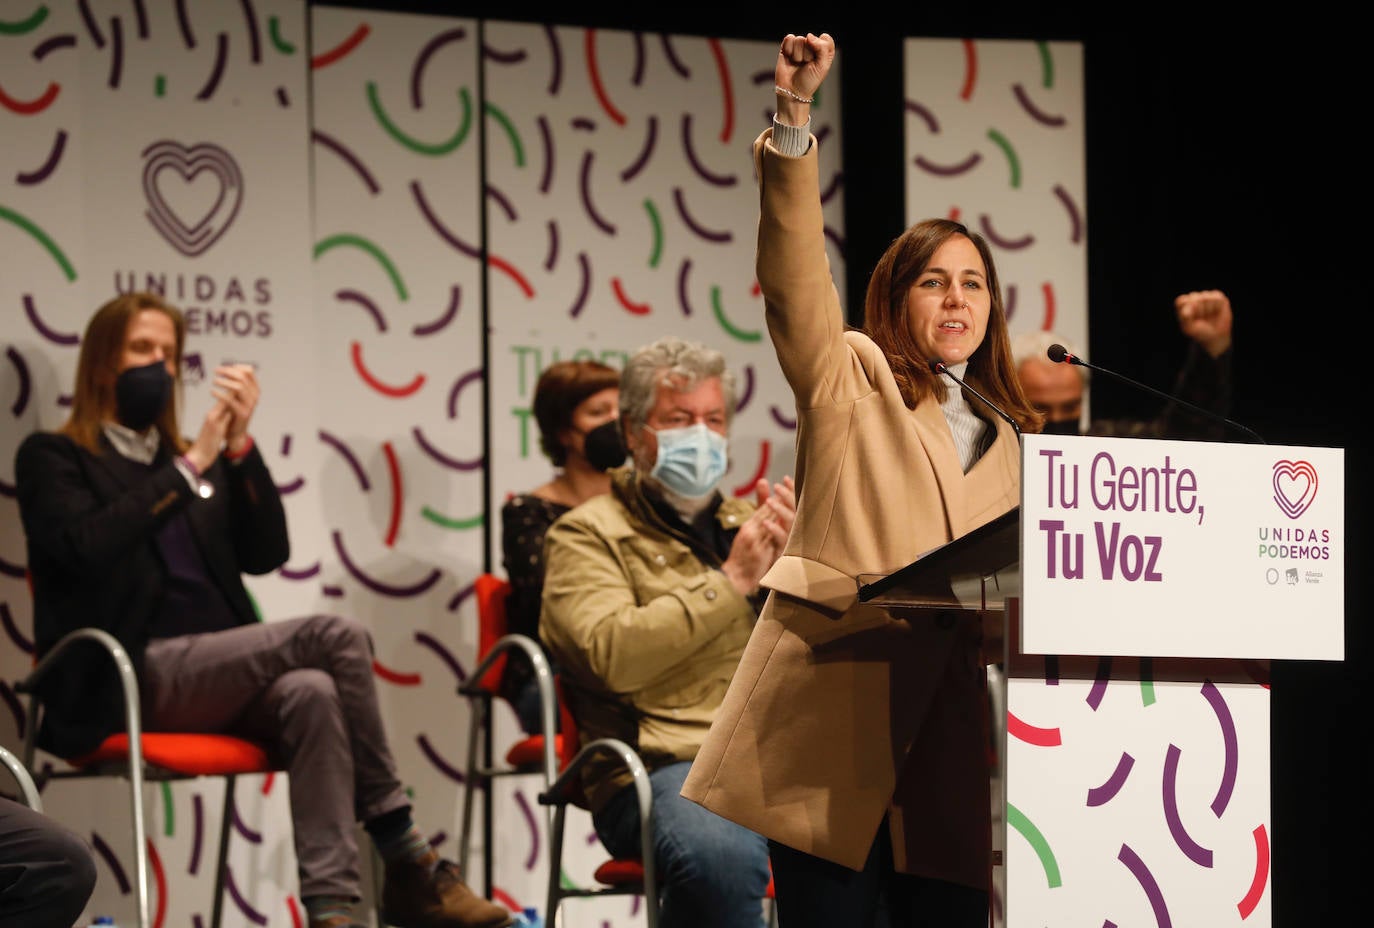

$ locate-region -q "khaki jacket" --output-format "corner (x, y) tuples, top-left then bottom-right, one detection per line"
(681, 130), (1020, 890)
(540, 467), (759, 813)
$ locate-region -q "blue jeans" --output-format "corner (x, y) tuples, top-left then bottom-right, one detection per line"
(593, 760), (769, 928)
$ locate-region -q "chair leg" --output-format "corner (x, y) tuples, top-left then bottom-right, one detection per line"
(211, 775), (237, 928)
(458, 694), (487, 883)
(127, 761), (152, 928)
(481, 702), (494, 900)
(544, 802), (568, 928)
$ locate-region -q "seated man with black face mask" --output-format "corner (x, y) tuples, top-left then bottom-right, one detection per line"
(1012, 288), (1234, 440)
(539, 335), (796, 928)
(499, 358), (625, 734)
(14, 291), (514, 928)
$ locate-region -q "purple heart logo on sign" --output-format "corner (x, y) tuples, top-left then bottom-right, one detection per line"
(1272, 459), (1318, 519)
(141, 141), (243, 257)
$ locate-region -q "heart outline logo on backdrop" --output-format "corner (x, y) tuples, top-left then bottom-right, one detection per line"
(1272, 459), (1318, 519)
(142, 140), (243, 257)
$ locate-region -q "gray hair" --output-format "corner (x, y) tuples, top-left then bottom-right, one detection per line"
(619, 335), (736, 433)
(1011, 329), (1089, 384)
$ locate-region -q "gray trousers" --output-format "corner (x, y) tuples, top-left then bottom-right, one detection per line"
(141, 615), (409, 899)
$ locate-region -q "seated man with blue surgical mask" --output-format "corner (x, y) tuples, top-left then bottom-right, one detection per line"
(539, 334), (795, 928)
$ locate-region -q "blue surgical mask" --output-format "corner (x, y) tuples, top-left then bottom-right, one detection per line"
(649, 423), (728, 498)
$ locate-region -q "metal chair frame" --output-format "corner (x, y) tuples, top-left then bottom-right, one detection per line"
(0, 743), (42, 811)
(457, 631), (559, 894)
(538, 736), (658, 928)
(16, 627), (272, 928)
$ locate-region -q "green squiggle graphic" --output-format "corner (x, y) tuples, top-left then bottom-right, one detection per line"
(0, 204), (76, 281)
(0, 6), (47, 35)
(1007, 802), (1062, 888)
(483, 101), (524, 167)
(1038, 41), (1054, 88)
(154, 74), (166, 97)
(420, 506), (483, 530)
(710, 286), (761, 342)
(314, 233), (408, 301)
(269, 16), (296, 54)
(160, 782), (175, 836)
(368, 83), (472, 156)
(1139, 679), (1156, 706)
(986, 129), (1021, 189)
(643, 199), (663, 268)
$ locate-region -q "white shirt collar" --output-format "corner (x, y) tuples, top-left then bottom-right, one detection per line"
(102, 421), (160, 464)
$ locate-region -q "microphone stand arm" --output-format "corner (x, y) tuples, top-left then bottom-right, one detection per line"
(1070, 359), (1265, 444)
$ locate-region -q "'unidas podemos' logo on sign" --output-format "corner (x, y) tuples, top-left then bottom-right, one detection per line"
(142, 140), (243, 257)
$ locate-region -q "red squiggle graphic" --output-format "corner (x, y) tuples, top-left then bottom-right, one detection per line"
(611, 277), (651, 315)
(373, 659), (422, 686)
(585, 29), (626, 126)
(149, 838), (168, 928)
(1007, 711), (1061, 746)
(1237, 824), (1269, 918)
(261, 772), (276, 796)
(350, 341), (425, 397)
(1040, 281), (1056, 331)
(0, 82), (60, 114)
(492, 887), (522, 914)
(383, 441), (402, 547)
(731, 440), (771, 497)
(488, 254), (534, 298)
(287, 895), (304, 928)
(707, 38), (734, 143)
(959, 39), (977, 100)
(311, 23), (370, 69)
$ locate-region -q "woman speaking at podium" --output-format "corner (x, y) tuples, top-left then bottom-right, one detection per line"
(683, 30), (1040, 928)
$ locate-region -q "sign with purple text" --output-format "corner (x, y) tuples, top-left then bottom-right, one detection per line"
(1020, 433), (1344, 660)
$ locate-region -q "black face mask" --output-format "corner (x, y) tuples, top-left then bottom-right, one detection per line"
(1041, 418), (1081, 437)
(115, 360), (172, 431)
(583, 420), (627, 472)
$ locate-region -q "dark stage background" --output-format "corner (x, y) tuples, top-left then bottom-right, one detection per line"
(326, 5), (1367, 922)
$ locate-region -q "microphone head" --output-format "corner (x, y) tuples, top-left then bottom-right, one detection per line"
(927, 358), (947, 374)
(1047, 343), (1069, 364)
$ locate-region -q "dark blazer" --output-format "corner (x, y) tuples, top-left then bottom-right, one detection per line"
(14, 431), (289, 758)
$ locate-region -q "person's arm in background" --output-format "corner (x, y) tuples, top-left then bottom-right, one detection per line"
(1157, 289), (1234, 440)
(1089, 289), (1234, 440)
(539, 480), (792, 696)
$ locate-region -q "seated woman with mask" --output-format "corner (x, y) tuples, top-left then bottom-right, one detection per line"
(499, 359), (624, 734)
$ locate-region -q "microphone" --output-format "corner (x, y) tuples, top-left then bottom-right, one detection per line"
(1046, 344), (1265, 443)
(929, 359), (1022, 438)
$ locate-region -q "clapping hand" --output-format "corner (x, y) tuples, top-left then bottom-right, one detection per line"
(722, 476), (797, 597)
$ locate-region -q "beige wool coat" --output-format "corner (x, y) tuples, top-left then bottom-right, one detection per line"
(681, 129), (1020, 891)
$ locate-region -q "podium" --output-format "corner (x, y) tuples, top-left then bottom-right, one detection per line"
(857, 434), (1345, 928)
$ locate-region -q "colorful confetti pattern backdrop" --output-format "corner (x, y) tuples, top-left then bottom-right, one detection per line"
(903, 38), (1273, 927)
(904, 38), (1089, 407)
(0, 4), (839, 927)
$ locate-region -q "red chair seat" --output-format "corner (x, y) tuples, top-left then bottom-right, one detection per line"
(592, 857), (646, 887)
(504, 733), (564, 769)
(70, 733), (273, 775)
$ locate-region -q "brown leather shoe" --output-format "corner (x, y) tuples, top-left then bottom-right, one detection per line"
(307, 917), (368, 928)
(381, 850), (514, 928)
